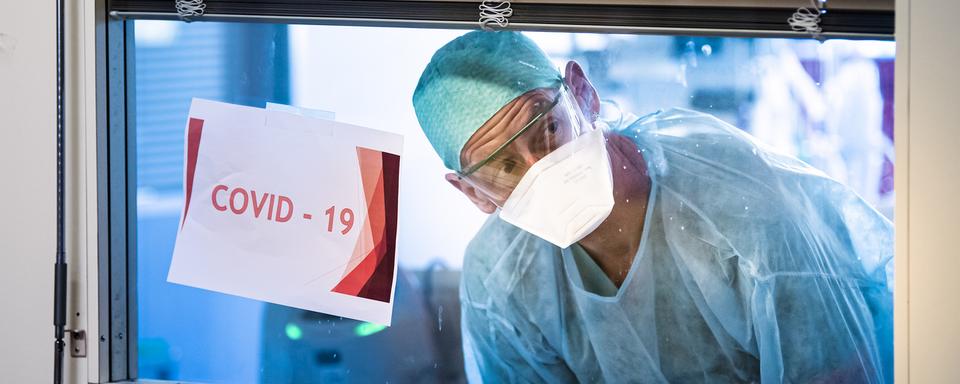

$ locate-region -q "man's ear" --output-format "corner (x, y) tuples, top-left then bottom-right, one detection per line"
(564, 61), (601, 123)
(445, 173), (498, 214)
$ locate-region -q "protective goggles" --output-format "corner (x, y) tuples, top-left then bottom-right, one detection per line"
(457, 84), (589, 205)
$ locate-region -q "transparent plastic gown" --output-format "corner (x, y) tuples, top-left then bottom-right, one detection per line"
(460, 108), (893, 383)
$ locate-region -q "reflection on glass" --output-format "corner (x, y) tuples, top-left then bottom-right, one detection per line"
(135, 20), (894, 383)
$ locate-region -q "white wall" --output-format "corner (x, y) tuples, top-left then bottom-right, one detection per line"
(898, 0), (960, 382)
(0, 0), (57, 381)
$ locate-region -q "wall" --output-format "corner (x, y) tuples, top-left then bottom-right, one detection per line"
(0, 0), (57, 382)
(0, 0), (95, 381)
(899, 0), (960, 382)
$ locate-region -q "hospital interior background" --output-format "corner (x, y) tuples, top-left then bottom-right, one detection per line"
(132, 21), (895, 383)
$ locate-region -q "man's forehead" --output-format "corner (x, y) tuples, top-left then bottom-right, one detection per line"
(459, 86), (563, 167)
(473, 87), (556, 139)
(488, 88), (556, 126)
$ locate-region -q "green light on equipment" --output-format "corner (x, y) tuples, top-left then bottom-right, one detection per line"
(285, 323), (303, 340)
(354, 322), (387, 337)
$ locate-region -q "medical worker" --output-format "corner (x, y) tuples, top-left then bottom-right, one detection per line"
(412, 31), (893, 383)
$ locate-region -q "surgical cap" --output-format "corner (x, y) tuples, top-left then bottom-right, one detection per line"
(412, 31), (562, 171)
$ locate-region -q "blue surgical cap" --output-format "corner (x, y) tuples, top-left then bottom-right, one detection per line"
(412, 31), (562, 171)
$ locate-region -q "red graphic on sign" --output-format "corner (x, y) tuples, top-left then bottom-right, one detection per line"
(182, 118), (205, 230)
(330, 147), (400, 303)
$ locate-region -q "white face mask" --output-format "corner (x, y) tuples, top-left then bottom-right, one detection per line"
(498, 128), (615, 248)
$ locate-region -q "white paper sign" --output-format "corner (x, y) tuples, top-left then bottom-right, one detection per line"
(168, 98), (403, 325)
(265, 102), (336, 121)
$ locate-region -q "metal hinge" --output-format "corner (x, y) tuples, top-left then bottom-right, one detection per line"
(68, 329), (86, 358)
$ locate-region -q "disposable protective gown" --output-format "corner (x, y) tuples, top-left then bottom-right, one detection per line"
(460, 108), (893, 383)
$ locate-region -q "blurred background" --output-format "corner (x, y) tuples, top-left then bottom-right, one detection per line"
(133, 21), (894, 383)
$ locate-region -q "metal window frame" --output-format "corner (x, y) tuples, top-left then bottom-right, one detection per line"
(95, 1), (893, 382)
(97, 6), (138, 381)
(106, 0), (893, 39)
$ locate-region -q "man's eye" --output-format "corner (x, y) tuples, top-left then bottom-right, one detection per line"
(547, 121), (558, 134)
(501, 160), (516, 175)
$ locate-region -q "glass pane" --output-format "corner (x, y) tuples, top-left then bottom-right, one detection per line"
(135, 20), (895, 383)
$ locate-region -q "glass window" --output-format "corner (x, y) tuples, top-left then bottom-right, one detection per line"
(134, 20), (894, 383)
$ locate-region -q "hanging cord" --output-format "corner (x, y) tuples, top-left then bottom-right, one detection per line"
(176, 0), (206, 20)
(788, 0), (828, 39)
(479, 1), (512, 31)
(53, 0), (68, 380)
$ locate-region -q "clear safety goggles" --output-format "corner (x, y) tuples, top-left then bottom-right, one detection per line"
(457, 84), (589, 205)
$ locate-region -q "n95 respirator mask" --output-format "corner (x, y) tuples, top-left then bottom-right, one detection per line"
(498, 128), (615, 249)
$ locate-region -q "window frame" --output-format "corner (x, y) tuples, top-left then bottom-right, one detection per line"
(94, 1), (895, 382)
(107, 0), (894, 38)
(97, 13), (137, 382)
